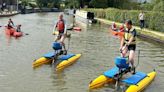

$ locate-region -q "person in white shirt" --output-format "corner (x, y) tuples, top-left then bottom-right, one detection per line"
(139, 11), (145, 29)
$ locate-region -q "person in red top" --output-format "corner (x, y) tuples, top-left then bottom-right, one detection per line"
(119, 24), (125, 32)
(54, 14), (67, 54)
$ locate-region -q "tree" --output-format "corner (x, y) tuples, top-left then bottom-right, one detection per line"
(139, 0), (164, 12)
(81, 0), (91, 8)
(36, 0), (61, 8)
(21, 0), (29, 6)
(64, 0), (91, 8)
(140, 2), (153, 11)
(36, 0), (45, 7)
(106, 0), (140, 9)
(64, 0), (80, 8)
(89, 0), (108, 8)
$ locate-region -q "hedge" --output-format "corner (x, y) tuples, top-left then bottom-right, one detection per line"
(84, 8), (164, 32)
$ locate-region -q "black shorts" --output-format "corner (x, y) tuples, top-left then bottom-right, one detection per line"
(127, 44), (136, 51)
(57, 33), (64, 38)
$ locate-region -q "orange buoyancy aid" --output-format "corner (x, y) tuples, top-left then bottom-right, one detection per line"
(119, 25), (125, 32)
(57, 20), (65, 33)
(112, 23), (116, 28)
(124, 27), (136, 45)
(114, 23), (116, 28)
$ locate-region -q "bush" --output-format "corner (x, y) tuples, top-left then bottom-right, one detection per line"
(153, 1), (164, 12)
(84, 8), (164, 32)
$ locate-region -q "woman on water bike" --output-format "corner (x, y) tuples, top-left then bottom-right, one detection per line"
(120, 20), (137, 74)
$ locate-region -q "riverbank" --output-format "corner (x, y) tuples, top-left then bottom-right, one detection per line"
(97, 18), (164, 44)
(21, 8), (60, 14)
(0, 11), (19, 17)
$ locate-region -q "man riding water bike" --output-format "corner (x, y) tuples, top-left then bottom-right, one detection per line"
(120, 20), (137, 74)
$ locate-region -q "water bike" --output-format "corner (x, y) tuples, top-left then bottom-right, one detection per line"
(32, 42), (81, 71)
(89, 52), (156, 92)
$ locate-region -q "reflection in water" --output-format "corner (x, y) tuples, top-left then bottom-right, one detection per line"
(52, 71), (66, 91)
(0, 13), (163, 92)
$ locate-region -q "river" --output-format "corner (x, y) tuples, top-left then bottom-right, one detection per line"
(0, 13), (163, 92)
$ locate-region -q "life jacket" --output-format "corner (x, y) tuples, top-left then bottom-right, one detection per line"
(111, 23), (117, 31)
(124, 27), (136, 45)
(119, 25), (125, 32)
(56, 20), (65, 33)
(112, 23), (116, 29)
(113, 23), (116, 28)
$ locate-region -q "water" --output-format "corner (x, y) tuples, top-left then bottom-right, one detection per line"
(0, 13), (163, 92)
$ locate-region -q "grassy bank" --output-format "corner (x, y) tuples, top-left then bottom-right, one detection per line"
(96, 18), (164, 42)
(84, 8), (164, 33)
(83, 8), (164, 43)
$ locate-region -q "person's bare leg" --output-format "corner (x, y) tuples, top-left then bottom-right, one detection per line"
(60, 42), (67, 55)
(129, 50), (135, 67)
(60, 34), (66, 42)
(60, 41), (66, 50)
(121, 46), (128, 57)
(60, 35), (67, 54)
(129, 50), (135, 74)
